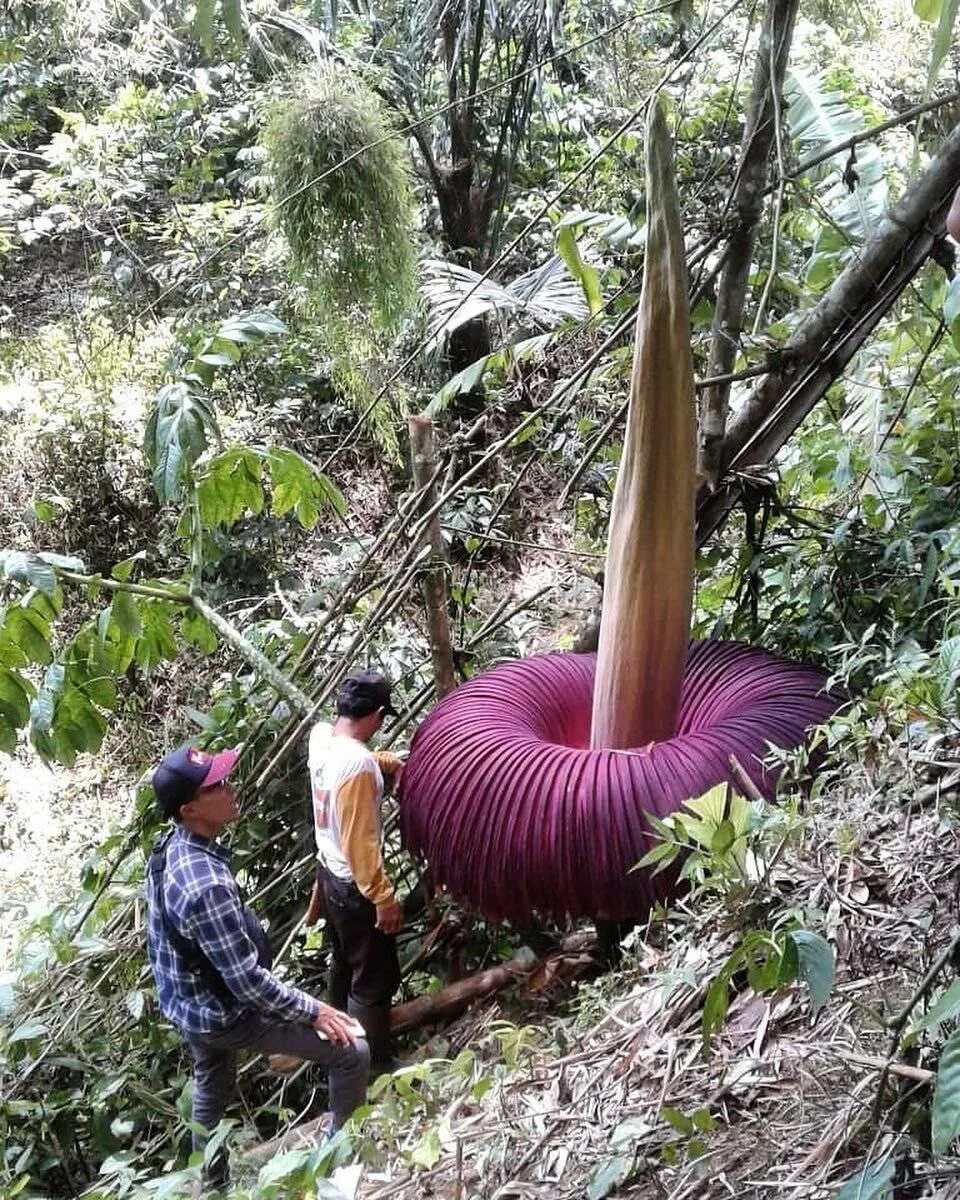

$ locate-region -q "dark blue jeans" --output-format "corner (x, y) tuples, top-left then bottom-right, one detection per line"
(186, 1010), (369, 1184)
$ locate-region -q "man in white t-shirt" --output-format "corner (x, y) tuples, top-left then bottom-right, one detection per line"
(305, 670), (405, 1069)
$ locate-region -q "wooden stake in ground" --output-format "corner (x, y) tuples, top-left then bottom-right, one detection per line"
(408, 414), (457, 699)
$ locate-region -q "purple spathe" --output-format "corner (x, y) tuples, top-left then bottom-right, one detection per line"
(398, 642), (840, 921)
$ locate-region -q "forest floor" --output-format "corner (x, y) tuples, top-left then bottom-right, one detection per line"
(229, 765), (960, 1200)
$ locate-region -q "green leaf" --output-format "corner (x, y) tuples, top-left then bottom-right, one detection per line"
(193, 0), (217, 51)
(928, 0), (960, 91)
(661, 1106), (694, 1135)
(409, 1126), (442, 1168)
(915, 0), (943, 19)
(220, 0), (245, 43)
(7, 1021), (48, 1043)
(934, 1026), (960, 1155)
(0, 550), (58, 596)
(836, 1158), (894, 1200)
(6, 607), (52, 665)
(136, 601), (179, 671)
(109, 591), (143, 640)
(0, 667), (35, 727)
(788, 930), (835, 1015)
(586, 1155), (633, 1200)
(702, 972), (730, 1048)
(216, 309), (285, 343)
(195, 447), (264, 528)
(429, 354), (493, 414)
(635, 839), (678, 870)
(556, 224), (603, 316)
(914, 979), (960, 1033)
(711, 818), (736, 854)
(144, 383), (219, 502)
(111, 553), (146, 583)
(267, 447), (345, 525)
(943, 276), (960, 325)
(181, 610), (218, 654)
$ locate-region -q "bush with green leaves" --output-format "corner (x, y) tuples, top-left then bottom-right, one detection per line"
(261, 63), (417, 335)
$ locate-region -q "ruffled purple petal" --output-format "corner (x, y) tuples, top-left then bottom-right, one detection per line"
(399, 642), (840, 921)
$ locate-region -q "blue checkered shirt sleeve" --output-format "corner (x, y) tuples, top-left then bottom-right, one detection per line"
(183, 884), (320, 1024)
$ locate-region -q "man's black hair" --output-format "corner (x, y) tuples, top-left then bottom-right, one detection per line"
(335, 694), (381, 719)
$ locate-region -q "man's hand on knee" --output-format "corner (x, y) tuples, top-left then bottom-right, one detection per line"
(313, 1002), (364, 1045)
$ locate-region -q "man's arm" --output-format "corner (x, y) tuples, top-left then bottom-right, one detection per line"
(373, 750), (405, 777)
(336, 770), (402, 932)
(187, 884), (321, 1023)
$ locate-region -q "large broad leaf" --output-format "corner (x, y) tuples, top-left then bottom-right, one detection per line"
(266, 447), (346, 528)
(4, 607), (53, 666)
(913, 979), (960, 1033)
(421, 256), (588, 353)
(785, 69), (887, 246)
(215, 309), (287, 344)
(836, 1158), (894, 1200)
(0, 550), (58, 597)
(144, 383), (220, 503)
(789, 930), (835, 1016)
(933, 1026), (960, 1155)
(427, 333), (554, 416)
(926, 0), (960, 91)
(195, 447), (265, 528)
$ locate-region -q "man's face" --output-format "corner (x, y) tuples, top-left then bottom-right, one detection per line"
(185, 781), (239, 826)
(347, 707), (385, 742)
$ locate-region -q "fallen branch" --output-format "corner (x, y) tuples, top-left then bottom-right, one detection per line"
(389, 950), (537, 1033)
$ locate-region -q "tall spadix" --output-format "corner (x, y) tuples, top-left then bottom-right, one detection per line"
(591, 100), (696, 750)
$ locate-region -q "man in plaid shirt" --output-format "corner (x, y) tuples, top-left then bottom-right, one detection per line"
(146, 744), (369, 1188)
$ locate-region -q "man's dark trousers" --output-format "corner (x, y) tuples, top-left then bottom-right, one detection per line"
(318, 866), (400, 1065)
(187, 1011), (369, 1184)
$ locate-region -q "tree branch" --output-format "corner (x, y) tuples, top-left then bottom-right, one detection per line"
(700, 0), (800, 488)
(696, 117), (960, 545)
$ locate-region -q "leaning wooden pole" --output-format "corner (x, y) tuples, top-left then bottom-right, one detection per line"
(591, 99), (696, 750)
(408, 414), (458, 699)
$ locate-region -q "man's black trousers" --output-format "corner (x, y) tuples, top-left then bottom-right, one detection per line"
(317, 865), (401, 1010)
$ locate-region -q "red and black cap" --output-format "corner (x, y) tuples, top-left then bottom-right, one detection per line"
(152, 745), (240, 818)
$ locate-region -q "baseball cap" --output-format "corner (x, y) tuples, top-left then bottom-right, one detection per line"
(335, 670), (398, 717)
(152, 744), (240, 818)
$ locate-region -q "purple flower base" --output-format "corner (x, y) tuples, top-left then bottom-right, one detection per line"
(399, 642), (841, 921)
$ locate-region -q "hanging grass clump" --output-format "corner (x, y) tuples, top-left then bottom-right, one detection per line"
(262, 63), (417, 334)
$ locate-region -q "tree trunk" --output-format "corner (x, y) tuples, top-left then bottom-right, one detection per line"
(408, 415), (457, 699)
(696, 118), (960, 543)
(700, 0), (800, 486)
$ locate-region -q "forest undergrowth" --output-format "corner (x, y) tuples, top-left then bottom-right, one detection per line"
(4, 0), (960, 1198)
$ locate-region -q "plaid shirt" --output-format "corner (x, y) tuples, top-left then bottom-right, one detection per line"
(146, 827), (320, 1036)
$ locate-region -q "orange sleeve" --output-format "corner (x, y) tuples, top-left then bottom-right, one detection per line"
(336, 770), (395, 906)
(373, 750), (404, 776)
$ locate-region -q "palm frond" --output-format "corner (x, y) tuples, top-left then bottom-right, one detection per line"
(420, 256), (588, 352)
(785, 68), (887, 243)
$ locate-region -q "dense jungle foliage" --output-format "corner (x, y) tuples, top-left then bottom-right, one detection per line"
(4, 0), (960, 1196)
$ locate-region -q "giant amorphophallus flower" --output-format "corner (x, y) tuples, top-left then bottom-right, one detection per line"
(399, 101), (840, 922)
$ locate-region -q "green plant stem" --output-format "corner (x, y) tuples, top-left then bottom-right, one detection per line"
(58, 570), (191, 603)
(188, 595), (312, 714)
